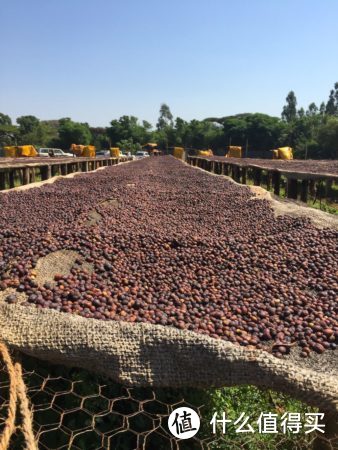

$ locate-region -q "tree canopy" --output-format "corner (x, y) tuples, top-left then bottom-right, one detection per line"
(1, 82), (337, 159)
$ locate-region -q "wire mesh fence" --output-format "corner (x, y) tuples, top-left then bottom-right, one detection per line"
(0, 353), (329, 450)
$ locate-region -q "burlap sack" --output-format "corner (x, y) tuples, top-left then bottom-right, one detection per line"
(0, 302), (337, 413)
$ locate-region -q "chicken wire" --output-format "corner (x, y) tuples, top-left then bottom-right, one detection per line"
(0, 353), (327, 450)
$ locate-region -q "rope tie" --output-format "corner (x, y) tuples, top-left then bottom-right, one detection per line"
(0, 343), (37, 450)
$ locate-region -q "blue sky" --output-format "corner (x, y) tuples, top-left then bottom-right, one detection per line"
(1, 0), (337, 127)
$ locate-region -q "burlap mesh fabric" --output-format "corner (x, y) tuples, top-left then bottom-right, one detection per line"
(0, 302), (337, 413)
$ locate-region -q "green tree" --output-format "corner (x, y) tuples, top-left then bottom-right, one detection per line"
(306, 102), (318, 117)
(108, 116), (150, 147)
(156, 103), (173, 130)
(16, 115), (53, 147)
(0, 113), (12, 126)
(282, 91), (297, 122)
(325, 82), (338, 116)
(317, 117), (338, 159)
(90, 127), (110, 150)
(142, 120), (152, 132)
(116, 138), (141, 153)
(0, 113), (18, 147)
(56, 118), (92, 149)
(326, 90), (336, 115)
(17, 115), (40, 135)
(217, 113), (284, 153)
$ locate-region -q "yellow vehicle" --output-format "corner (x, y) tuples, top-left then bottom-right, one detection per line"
(173, 147), (185, 159)
(70, 144), (85, 156)
(82, 145), (96, 157)
(142, 143), (158, 155)
(70, 144), (96, 157)
(225, 146), (242, 158)
(3, 145), (38, 157)
(110, 147), (120, 157)
(197, 149), (213, 157)
(272, 147), (293, 160)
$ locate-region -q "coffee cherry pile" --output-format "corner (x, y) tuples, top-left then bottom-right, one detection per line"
(0, 156), (337, 357)
(204, 156), (338, 175)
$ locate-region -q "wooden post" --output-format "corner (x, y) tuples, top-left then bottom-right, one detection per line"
(232, 165), (237, 181)
(0, 172), (6, 190)
(253, 168), (262, 186)
(241, 167), (247, 184)
(9, 170), (15, 189)
(51, 165), (58, 177)
(23, 167), (30, 185)
(300, 180), (309, 203)
(236, 166), (241, 182)
(272, 171), (281, 195)
(61, 164), (67, 175)
(41, 166), (47, 181)
(287, 178), (298, 199)
(266, 171), (271, 191)
(30, 168), (36, 182)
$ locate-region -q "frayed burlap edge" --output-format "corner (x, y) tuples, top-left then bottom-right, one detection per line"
(0, 303), (337, 412)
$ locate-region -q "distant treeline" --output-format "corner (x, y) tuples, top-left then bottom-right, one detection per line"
(1, 83), (337, 159)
